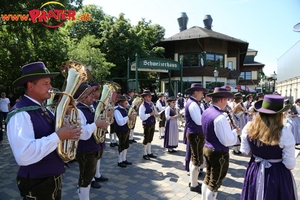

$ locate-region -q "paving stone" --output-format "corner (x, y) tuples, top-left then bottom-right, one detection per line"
(1, 118), (300, 199)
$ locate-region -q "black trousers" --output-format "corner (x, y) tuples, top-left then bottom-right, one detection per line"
(17, 174), (62, 200)
(116, 130), (130, 153)
(76, 151), (102, 187)
(142, 124), (155, 145)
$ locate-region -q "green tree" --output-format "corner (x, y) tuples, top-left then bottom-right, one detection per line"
(67, 35), (114, 81)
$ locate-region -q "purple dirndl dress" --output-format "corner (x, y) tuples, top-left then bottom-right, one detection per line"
(163, 107), (179, 149)
(241, 136), (296, 200)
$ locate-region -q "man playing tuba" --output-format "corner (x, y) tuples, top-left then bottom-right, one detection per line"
(74, 83), (110, 200)
(7, 62), (82, 200)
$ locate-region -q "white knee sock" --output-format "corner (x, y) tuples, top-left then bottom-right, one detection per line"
(129, 129), (134, 140)
(201, 184), (208, 200)
(118, 151), (123, 163)
(190, 164), (200, 187)
(206, 188), (214, 200)
(143, 145), (147, 155)
(122, 149), (127, 162)
(94, 159), (101, 178)
(161, 127), (165, 136)
(109, 133), (113, 143)
(147, 143), (151, 154)
(78, 185), (90, 200)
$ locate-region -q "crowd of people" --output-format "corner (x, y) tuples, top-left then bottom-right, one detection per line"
(4, 61), (299, 200)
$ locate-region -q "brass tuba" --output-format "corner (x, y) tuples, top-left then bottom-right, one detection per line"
(54, 61), (92, 162)
(93, 81), (121, 143)
(127, 96), (143, 129)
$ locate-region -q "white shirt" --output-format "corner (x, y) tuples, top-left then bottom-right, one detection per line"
(0, 97), (10, 112)
(188, 96), (204, 126)
(114, 105), (129, 126)
(156, 99), (166, 113)
(213, 107), (238, 147)
(77, 108), (96, 140)
(240, 123), (296, 170)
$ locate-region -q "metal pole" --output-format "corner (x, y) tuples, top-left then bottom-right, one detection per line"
(135, 53), (139, 92)
(127, 57), (130, 80)
(180, 57), (183, 93)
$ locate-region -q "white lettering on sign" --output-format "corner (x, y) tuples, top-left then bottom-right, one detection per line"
(142, 60), (178, 68)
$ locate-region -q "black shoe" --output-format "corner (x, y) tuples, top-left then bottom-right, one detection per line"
(147, 153), (157, 158)
(94, 176), (108, 182)
(190, 183), (202, 194)
(129, 140), (133, 144)
(131, 139), (137, 143)
(110, 143), (115, 147)
(91, 181), (102, 189)
(232, 150), (242, 155)
(171, 149), (177, 153)
(143, 155), (150, 160)
(167, 149), (172, 153)
(123, 160), (132, 165)
(114, 143), (119, 146)
(117, 162), (127, 168)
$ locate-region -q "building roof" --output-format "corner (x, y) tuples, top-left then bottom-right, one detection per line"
(159, 26), (248, 44)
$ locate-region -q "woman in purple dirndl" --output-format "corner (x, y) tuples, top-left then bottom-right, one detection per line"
(163, 97), (179, 152)
(240, 94), (297, 200)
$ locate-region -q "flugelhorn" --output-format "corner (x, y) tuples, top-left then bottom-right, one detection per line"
(54, 60), (92, 163)
(93, 81), (121, 143)
(127, 96), (143, 129)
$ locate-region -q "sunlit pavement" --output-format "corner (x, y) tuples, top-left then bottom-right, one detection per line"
(1, 118), (300, 200)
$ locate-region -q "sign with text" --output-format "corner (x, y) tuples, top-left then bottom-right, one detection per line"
(132, 58), (180, 72)
(131, 63), (168, 73)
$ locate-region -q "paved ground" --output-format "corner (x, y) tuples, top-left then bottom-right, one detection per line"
(1, 118), (300, 200)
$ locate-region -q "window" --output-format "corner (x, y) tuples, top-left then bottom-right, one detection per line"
(179, 52), (224, 68)
(205, 53), (224, 68)
(228, 61), (233, 70)
(179, 53), (203, 68)
(240, 72), (252, 80)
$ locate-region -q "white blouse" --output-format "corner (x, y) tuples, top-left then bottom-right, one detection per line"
(240, 122), (296, 170)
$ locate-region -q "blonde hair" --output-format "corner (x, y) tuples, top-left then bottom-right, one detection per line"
(247, 112), (283, 146)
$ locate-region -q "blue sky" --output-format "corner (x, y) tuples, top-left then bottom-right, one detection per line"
(83, 0), (300, 77)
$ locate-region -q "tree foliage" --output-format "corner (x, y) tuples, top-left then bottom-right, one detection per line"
(67, 34), (114, 81)
(0, 2), (166, 94)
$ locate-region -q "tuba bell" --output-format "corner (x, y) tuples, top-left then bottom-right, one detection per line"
(93, 81), (121, 143)
(127, 96), (143, 129)
(54, 60), (92, 162)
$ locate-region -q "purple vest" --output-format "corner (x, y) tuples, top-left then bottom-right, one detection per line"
(177, 98), (185, 109)
(202, 106), (229, 152)
(142, 101), (155, 125)
(77, 103), (100, 152)
(185, 97), (203, 134)
(13, 96), (65, 178)
(114, 106), (129, 131)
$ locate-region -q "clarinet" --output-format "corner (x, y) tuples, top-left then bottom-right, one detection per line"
(225, 105), (237, 129)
